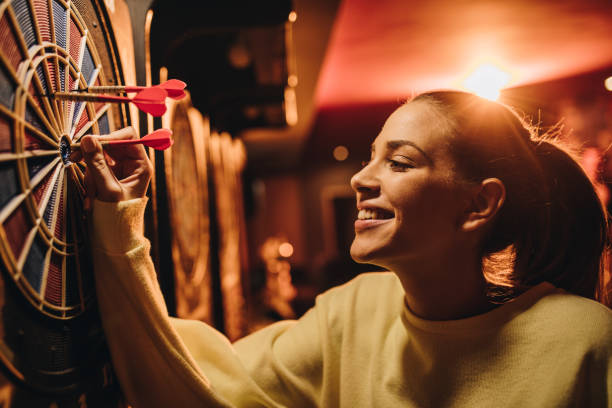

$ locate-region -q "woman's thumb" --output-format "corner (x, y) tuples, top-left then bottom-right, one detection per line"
(81, 136), (121, 201)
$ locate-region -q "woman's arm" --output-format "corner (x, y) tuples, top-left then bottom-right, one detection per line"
(92, 198), (234, 407)
(80, 130), (324, 407)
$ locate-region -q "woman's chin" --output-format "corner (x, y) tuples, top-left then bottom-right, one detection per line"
(350, 242), (380, 264)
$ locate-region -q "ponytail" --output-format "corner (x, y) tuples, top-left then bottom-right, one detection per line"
(414, 91), (610, 305)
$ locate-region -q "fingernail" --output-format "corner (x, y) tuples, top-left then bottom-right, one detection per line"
(82, 137), (95, 153)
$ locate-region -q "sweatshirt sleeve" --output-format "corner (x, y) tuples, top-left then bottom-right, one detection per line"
(91, 198), (232, 407)
(90, 198), (324, 408)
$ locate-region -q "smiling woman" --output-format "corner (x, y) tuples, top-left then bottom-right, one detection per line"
(81, 91), (611, 407)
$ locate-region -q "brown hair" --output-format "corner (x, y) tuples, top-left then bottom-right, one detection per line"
(413, 91), (609, 305)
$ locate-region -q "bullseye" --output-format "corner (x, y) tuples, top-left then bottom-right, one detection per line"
(59, 136), (72, 165)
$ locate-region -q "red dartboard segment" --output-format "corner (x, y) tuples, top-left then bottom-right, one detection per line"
(0, 14), (25, 72)
(44, 251), (63, 306)
(3, 204), (31, 263)
(53, 177), (65, 241)
(68, 17), (80, 66)
(31, 168), (56, 208)
(33, 0), (51, 42)
(0, 114), (11, 152)
(74, 103), (90, 134)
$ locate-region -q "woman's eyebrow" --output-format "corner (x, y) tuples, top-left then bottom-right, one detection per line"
(386, 140), (432, 164)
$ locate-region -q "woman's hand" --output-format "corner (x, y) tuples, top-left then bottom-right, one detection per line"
(71, 126), (153, 207)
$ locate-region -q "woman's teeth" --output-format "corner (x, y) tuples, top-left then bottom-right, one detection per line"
(357, 209), (391, 220)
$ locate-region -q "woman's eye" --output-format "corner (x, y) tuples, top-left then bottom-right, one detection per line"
(387, 159), (413, 171)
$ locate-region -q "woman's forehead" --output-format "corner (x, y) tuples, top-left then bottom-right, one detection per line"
(373, 101), (451, 152)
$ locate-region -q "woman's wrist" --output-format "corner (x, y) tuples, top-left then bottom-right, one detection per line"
(91, 197), (149, 254)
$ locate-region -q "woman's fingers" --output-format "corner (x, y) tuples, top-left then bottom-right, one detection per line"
(81, 136), (123, 202)
(83, 165), (96, 210)
(95, 126), (138, 141)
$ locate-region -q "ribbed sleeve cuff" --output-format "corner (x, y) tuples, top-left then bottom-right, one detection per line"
(92, 197), (148, 254)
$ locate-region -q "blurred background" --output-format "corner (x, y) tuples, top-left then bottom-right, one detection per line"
(143, 0), (612, 338)
(0, 0), (611, 404)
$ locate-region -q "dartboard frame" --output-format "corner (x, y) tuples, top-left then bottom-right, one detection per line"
(162, 92), (213, 324)
(0, 0), (129, 394)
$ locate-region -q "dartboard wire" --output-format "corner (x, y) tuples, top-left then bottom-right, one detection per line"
(52, 55), (66, 134)
(28, 155), (60, 191)
(45, 0), (65, 130)
(14, 220), (39, 273)
(8, 2), (60, 136)
(27, 0), (63, 132)
(0, 192), (28, 227)
(16, 79), (60, 142)
(37, 242), (53, 309)
(67, 161), (85, 198)
(0, 103), (58, 149)
(32, 160), (61, 213)
(51, 55), (67, 133)
(48, 163), (67, 244)
(67, 185), (86, 312)
(39, 54), (64, 135)
(76, 29), (87, 75)
(27, 56), (62, 136)
(65, 67), (86, 133)
(46, 0), (55, 44)
(49, 1), (71, 128)
(27, 0), (43, 46)
(11, 228), (76, 318)
(73, 103), (109, 143)
(68, 56), (99, 141)
(0, 150), (57, 162)
(36, 161), (73, 248)
(3, 4), (30, 70)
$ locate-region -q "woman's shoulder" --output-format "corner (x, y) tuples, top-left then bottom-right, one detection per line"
(526, 285), (612, 348)
(313, 272), (405, 325)
(316, 272), (403, 305)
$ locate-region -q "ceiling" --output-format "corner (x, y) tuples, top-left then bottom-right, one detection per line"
(151, 0), (612, 172)
(316, 0), (612, 108)
(298, 0), (612, 169)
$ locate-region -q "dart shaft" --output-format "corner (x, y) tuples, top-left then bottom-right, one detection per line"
(53, 92), (126, 103)
(87, 86), (127, 93)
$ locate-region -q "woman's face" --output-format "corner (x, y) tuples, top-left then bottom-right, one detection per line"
(350, 101), (470, 268)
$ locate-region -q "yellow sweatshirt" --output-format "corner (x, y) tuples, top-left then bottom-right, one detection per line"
(91, 198), (612, 407)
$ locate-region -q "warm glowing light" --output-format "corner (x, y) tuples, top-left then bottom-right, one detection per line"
(463, 64), (511, 101)
(333, 145), (349, 161)
(288, 11), (297, 22)
(284, 87), (298, 125)
(288, 74), (298, 87)
(278, 242), (294, 258)
(605, 76), (612, 92)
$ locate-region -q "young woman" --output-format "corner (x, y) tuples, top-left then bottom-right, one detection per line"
(77, 91), (612, 407)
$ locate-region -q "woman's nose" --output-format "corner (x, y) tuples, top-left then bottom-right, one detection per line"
(350, 163), (380, 194)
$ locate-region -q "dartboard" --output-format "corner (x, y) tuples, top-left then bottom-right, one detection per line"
(0, 0), (127, 394)
(163, 94), (212, 324)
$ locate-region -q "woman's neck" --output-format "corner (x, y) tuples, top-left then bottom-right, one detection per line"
(391, 252), (497, 321)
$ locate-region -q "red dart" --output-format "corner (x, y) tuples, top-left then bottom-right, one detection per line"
(54, 87), (168, 117)
(82, 79), (187, 100)
(126, 79), (187, 100)
(72, 129), (174, 151)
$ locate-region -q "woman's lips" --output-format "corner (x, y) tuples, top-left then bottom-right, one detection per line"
(354, 218), (393, 232)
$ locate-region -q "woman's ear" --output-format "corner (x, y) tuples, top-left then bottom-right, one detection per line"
(461, 178), (506, 232)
